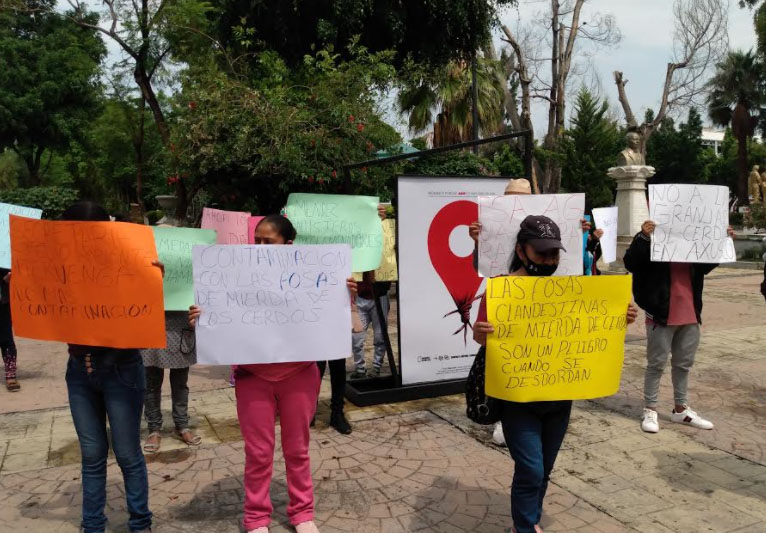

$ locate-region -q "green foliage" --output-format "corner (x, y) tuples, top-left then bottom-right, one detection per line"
(0, 186), (79, 219)
(402, 150), (498, 177)
(647, 108), (707, 185)
(0, 1), (105, 185)
(560, 89), (621, 210)
(746, 203), (766, 231)
(730, 210), (745, 228)
(215, 0), (516, 69)
(173, 45), (401, 213)
(491, 145), (525, 176)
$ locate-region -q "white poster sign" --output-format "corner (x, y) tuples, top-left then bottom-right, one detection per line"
(192, 244), (352, 364)
(0, 202), (42, 269)
(398, 176), (508, 385)
(592, 206), (619, 263)
(477, 193), (585, 277)
(649, 184), (735, 263)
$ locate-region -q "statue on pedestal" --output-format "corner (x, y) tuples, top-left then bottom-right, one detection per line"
(616, 131), (645, 167)
(749, 165), (762, 204)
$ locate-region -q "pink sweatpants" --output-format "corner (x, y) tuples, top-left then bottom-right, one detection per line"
(235, 364), (320, 530)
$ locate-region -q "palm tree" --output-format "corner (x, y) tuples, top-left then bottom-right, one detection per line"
(707, 50), (765, 203)
(398, 57), (506, 146)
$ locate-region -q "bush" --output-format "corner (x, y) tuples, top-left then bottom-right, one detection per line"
(403, 150), (498, 177)
(730, 211), (744, 228)
(745, 204), (766, 231)
(0, 186), (79, 219)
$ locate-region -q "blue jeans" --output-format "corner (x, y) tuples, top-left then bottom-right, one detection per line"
(66, 350), (152, 533)
(501, 400), (572, 533)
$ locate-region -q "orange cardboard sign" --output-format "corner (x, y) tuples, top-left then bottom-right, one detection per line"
(9, 216), (166, 348)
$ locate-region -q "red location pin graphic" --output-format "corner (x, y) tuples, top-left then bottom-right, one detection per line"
(427, 200), (484, 344)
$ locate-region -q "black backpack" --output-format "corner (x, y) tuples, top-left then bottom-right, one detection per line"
(465, 346), (503, 425)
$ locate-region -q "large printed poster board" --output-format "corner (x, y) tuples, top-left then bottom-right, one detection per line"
(398, 176), (508, 385)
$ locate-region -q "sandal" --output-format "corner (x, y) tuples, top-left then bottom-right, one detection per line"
(5, 379), (20, 392)
(176, 428), (202, 446)
(143, 432), (161, 454)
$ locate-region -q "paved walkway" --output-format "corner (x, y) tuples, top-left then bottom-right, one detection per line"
(0, 268), (764, 532)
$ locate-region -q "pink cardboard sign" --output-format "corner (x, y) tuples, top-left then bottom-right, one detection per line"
(201, 207), (250, 244)
(247, 216), (265, 244)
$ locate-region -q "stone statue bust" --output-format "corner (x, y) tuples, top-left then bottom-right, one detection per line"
(616, 131), (645, 167)
(750, 165), (762, 203)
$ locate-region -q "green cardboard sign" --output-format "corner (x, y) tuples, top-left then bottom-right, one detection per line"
(153, 227), (217, 310)
(286, 193), (383, 272)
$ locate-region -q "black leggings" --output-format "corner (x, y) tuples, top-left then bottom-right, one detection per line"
(317, 359), (346, 412)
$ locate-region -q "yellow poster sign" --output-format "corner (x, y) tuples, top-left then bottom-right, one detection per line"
(353, 219), (397, 282)
(485, 275), (632, 402)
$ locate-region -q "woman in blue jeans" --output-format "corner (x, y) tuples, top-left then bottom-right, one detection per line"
(62, 201), (160, 533)
(473, 215), (637, 533)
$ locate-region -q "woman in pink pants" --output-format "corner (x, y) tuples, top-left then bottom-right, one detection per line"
(190, 214), (357, 533)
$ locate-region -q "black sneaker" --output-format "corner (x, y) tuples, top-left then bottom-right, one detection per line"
(329, 412), (352, 435)
(368, 367), (381, 377)
(349, 370), (367, 379)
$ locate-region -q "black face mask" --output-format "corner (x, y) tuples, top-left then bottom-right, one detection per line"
(520, 249), (559, 277)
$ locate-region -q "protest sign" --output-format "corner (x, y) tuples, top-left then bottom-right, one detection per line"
(649, 184), (735, 263)
(0, 202), (42, 269)
(478, 193), (585, 277)
(201, 207), (250, 244)
(153, 227), (217, 310)
(398, 176), (507, 385)
(9, 216), (166, 348)
(246, 216), (265, 244)
(286, 193), (382, 272)
(375, 219), (397, 281)
(591, 206), (618, 263)
(485, 275), (632, 402)
(192, 244), (352, 364)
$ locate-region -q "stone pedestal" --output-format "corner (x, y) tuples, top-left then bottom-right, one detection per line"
(607, 165), (655, 263)
(155, 195), (179, 226)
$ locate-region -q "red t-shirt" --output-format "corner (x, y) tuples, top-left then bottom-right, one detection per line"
(667, 263), (697, 325)
(236, 362), (314, 382)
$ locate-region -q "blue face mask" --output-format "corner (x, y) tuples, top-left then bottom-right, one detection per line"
(520, 249), (559, 277)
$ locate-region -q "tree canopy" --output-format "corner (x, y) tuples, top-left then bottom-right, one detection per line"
(0, 1), (105, 186)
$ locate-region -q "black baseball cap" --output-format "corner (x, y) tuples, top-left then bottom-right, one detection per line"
(517, 215), (567, 253)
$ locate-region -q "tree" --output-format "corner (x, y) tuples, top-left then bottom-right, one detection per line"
(560, 89), (621, 210)
(65, 0), (212, 218)
(0, 1), (105, 186)
(397, 58), (506, 146)
(707, 50), (766, 202)
(215, 0), (517, 69)
(646, 107), (707, 185)
(739, 0), (766, 57)
(173, 45), (401, 213)
(499, 0), (620, 193)
(614, 0), (728, 158)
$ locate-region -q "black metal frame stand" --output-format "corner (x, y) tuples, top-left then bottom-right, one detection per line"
(343, 131), (532, 406)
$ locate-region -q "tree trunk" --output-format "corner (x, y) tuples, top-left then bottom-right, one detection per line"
(18, 146), (44, 187)
(133, 96), (147, 213)
(736, 133), (749, 204)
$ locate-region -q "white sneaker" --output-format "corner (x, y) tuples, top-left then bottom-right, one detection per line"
(492, 421), (506, 446)
(641, 408), (659, 433)
(295, 521), (319, 533)
(670, 406), (714, 430)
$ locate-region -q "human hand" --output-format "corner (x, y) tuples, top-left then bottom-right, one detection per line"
(641, 220), (656, 237)
(727, 226), (735, 238)
(346, 277), (358, 300)
(581, 219), (592, 233)
(473, 321), (495, 346)
(2, 272), (9, 284)
(378, 204), (387, 220)
(594, 229), (604, 240)
(152, 260), (165, 278)
(469, 221), (481, 243)
(626, 303), (638, 325)
(189, 305), (201, 327)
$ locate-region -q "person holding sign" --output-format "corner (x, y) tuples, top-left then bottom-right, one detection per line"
(0, 268), (19, 391)
(61, 202), (162, 533)
(625, 220), (735, 434)
(189, 215), (358, 533)
(473, 216), (637, 533)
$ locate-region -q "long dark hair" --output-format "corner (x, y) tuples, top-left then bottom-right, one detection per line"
(255, 214), (297, 242)
(61, 201), (110, 222)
